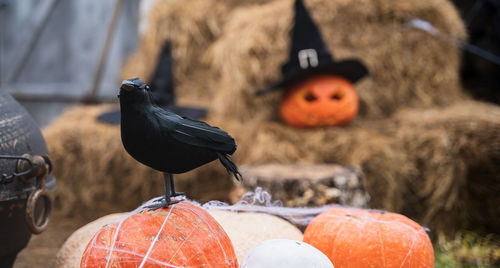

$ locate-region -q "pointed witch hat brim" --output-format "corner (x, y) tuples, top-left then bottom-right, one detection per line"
(256, 0), (368, 95)
(256, 59), (368, 95)
(97, 105), (208, 125)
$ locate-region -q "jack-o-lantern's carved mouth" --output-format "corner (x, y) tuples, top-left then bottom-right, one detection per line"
(280, 75), (359, 128)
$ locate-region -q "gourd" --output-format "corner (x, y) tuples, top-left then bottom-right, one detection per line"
(240, 239), (334, 268)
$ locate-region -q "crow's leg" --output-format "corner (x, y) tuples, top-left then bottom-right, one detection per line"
(167, 173), (186, 197)
(146, 173), (182, 210)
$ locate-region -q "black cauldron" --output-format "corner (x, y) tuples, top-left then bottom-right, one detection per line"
(0, 93), (56, 267)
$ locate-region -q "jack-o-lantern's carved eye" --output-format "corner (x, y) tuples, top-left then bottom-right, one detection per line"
(279, 75), (359, 128)
(304, 90), (318, 102)
(330, 91), (343, 100)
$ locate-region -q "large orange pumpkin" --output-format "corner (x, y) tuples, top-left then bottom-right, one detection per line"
(81, 201), (238, 267)
(303, 208), (434, 268)
(279, 75), (359, 128)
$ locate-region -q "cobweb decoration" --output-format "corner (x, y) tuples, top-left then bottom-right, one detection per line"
(80, 197), (238, 268)
(199, 187), (341, 226)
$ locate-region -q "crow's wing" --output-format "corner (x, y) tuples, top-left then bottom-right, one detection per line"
(152, 107), (237, 153)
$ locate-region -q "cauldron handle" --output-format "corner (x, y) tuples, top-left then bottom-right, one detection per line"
(23, 155), (52, 234)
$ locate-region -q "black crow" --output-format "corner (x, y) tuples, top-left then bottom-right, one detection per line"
(119, 78), (241, 209)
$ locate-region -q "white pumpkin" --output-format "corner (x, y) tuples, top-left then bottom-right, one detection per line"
(240, 239), (334, 268)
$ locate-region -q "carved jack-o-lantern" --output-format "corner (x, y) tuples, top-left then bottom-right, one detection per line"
(279, 75), (359, 128)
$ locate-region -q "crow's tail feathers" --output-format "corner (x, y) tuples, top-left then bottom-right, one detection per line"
(217, 153), (242, 181)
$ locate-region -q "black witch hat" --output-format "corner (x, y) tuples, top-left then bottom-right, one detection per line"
(256, 0), (368, 95)
(98, 41), (207, 124)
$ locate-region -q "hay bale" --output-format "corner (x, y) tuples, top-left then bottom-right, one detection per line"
(207, 0), (467, 120)
(54, 209), (302, 266)
(393, 101), (500, 233)
(43, 105), (236, 219)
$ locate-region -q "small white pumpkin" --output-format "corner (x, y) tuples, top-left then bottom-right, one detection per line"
(240, 239), (334, 268)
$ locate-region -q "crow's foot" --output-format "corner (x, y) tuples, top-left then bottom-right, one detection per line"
(145, 197), (182, 210)
(152, 196), (165, 202)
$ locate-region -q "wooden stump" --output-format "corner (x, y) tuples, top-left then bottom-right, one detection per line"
(234, 164), (369, 207)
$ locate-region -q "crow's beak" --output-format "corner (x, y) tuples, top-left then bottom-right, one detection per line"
(121, 80), (135, 92)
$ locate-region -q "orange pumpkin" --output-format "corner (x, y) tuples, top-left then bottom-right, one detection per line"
(279, 75), (359, 128)
(303, 208), (434, 268)
(81, 202), (238, 267)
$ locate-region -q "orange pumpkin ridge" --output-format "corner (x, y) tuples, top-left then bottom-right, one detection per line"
(81, 202), (238, 268)
(279, 75), (359, 128)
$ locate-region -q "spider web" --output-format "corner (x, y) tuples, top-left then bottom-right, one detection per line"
(81, 187), (430, 267)
(199, 187), (342, 227)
